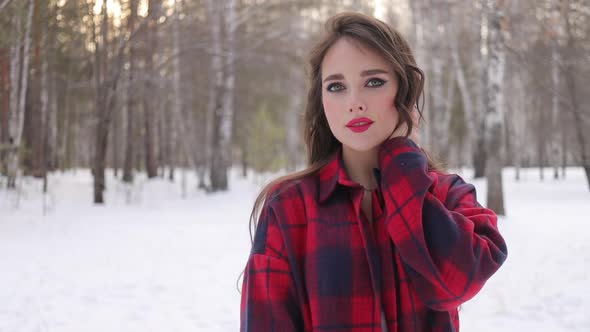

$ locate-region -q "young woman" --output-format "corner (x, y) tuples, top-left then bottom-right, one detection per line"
(240, 12), (507, 332)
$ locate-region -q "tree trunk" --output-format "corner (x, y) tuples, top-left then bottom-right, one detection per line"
(143, 0), (161, 179)
(112, 97), (120, 177)
(170, 0), (188, 182)
(550, 0), (562, 180)
(200, 0), (221, 190)
(40, 16), (49, 190)
(57, 59), (71, 170)
(7, 9), (21, 188)
(217, 0), (237, 190)
(206, 0), (228, 191)
(562, 0), (589, 191)
(561, 123), (567, 178)
(122, 0), (139, 183)
(473, 0), (489, 179)
(92, 0), (109, 204)
(47, 3), (58, 172)
(7, 0), (34, 188)
(484, 0), (506, 215)
(0, 48), (10, 173)
(23, 0), (44, 177)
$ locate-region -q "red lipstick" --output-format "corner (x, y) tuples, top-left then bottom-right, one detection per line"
(346, 117), (374, 133)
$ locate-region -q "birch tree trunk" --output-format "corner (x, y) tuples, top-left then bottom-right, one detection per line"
(170, 0), (197, 180)
(7, 12), (22, 188)
(40, 18), (49, 191)
(111, 91), (120, 177)
(201, 0), (222, 190)
(123, 0), (139, 183)
(143, 0), (161, 179)
(0, 48), (9, 162)
(58, 59), (74, 171)
(208, 0), (237, 192)
(216, 0), (237, 191)
(484, 0), (506, 215)
(7, 0), (34, 189)
(48, 3), (58, 172)
(550, 0), (562, 180)
(169, 0), (182, 182)
(562, 0), (590, 190)
(473, 0), (489, 179)
(92, 0), (109, 203)
(46, 1), (58, 173)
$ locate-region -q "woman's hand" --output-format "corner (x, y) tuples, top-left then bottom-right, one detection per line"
(378, 106), (423, 169)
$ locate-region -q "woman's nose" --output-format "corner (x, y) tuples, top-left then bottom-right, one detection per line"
(349, 100), (367, 112)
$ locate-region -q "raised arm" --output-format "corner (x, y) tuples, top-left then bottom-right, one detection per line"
(378, 137), (508, 311)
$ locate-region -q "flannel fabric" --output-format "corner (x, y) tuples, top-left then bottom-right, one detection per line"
(240, 136), (508, 332)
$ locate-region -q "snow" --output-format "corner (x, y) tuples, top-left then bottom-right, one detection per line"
(0, 167), (588, 332)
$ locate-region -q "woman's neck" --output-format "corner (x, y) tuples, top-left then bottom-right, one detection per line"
(342, 145), (379, 191)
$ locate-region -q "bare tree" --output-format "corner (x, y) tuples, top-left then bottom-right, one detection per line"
(143, 0), (162, 179)
(0, 0), (13, 12)
(473, 0), (489, 179)
(485, 0), (506, 215)
(123, 0), (139, 183)
(207, 0), (238, 192)
(562, 0), (590, 190)
(6, 0), (34, 189)
(549, 0), (563, 180)
(202, 0), (222, 190)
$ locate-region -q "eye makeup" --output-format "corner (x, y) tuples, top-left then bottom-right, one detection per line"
(325, 77), (388, 93)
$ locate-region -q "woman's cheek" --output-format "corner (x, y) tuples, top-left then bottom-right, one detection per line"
(322, 98), (341, 122)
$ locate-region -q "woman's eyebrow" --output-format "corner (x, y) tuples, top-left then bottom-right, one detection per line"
(323, 73), (344, 83)
(323, 68), (389, 83)
(361, 68), (389, 76)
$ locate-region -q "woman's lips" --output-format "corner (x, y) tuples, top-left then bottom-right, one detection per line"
(346, 117), (374, 133)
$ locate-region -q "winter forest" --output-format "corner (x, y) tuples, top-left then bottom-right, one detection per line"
(0, 0), (589, 208)
(0, 0), (589, 331)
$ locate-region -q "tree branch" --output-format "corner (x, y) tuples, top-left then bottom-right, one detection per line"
(0, 0), (13, 12)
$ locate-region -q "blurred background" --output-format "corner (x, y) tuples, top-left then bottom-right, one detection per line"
(0, 0), (589, 331)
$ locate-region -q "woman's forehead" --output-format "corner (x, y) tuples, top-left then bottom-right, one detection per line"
(321, 38), (391, 78)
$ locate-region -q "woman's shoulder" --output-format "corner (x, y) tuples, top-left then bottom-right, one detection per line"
(266, 172), (319, 207)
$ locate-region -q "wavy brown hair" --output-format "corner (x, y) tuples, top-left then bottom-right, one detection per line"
(248, 12), (443, 239)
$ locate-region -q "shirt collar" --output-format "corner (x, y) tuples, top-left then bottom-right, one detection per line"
(318, 147), (364, 203)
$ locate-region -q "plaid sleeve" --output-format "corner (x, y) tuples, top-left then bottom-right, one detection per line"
(240, 202), (302, 332)
(379, 137), (508, 311)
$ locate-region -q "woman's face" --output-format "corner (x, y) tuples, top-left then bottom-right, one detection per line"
(321, 37), (399, 152)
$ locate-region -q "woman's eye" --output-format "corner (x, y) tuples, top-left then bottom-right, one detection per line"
(326, 83), (345, 92)
(366, 78), (386, 87)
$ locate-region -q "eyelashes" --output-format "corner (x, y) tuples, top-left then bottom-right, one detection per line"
(326, 83), (345, 92)
(326, 78), (387, 93)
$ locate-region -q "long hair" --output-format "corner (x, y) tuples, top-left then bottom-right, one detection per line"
(248, 12), (443, 239)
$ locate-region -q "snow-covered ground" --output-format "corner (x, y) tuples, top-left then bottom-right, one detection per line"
(0, 167), (588, 332)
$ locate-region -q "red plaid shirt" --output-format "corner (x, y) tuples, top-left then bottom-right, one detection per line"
(240, 137), (508, 332)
